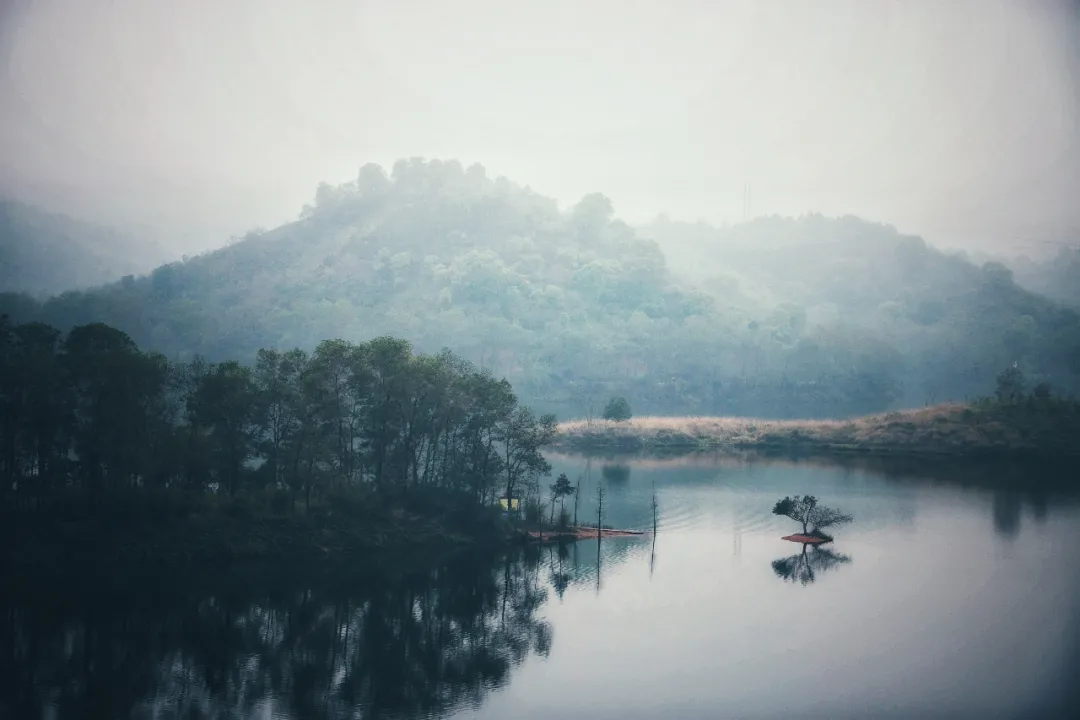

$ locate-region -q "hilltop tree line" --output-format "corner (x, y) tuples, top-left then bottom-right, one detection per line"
(0, 315), (557, 515)
(2, 159), (1079, 419)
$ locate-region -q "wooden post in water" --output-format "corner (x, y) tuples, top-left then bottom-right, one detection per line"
(596, 482), (604, 593)
(574, 477), (581, 527)
(651, 481), (658, 535)
(650, 481), (658, 578)
(596, 482), (604, 539)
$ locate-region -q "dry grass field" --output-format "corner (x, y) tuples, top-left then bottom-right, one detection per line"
(554, 404), (1045, 456)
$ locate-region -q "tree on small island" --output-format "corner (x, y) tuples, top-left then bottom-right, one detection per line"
(995, 364), (1027, 404)
(602, 396), (632, 422)
(772, 495), (853, 541)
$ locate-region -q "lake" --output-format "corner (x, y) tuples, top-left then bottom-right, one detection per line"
(3, 452), (1079, 719)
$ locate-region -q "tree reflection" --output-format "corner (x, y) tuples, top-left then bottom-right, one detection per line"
(600, 464), (631, 484)
(993, 490), (1023, 539)
(991, 487), (1053, 539)
(771, 543), (852, 586)
(0, 550), (554, 720)
(548, 543), (572, 600)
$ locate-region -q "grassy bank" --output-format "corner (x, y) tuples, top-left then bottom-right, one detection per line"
(555, 399), (1080, 458)
(1, 487), (513, 573)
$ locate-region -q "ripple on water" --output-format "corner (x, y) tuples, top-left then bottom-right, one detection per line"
(656, 501), (700, 532)
(653, 491), (784, 535)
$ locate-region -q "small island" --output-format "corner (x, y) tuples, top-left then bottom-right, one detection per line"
(772, 495), (853, 543)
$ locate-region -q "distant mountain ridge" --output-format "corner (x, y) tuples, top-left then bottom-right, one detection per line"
(0, 198), (172, 296)
(1011, 245), (1080, 309)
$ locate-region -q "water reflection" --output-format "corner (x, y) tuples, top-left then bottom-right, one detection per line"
(771, 543), (853, 586)
(600, 464), (631, 484)
(1, 552), (547, 720)
(991, 488), (1051, 540)
(6, 452), (1080, 719)
(993, 490), (1024, 539)
(546, 543), (572, 600)
(0, 538), (648, 720)
(549, 449), (1080, 542)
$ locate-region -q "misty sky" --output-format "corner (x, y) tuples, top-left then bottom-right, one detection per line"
(1, 0), (1078, 256)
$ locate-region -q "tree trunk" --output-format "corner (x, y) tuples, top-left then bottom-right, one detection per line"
(305, 455), (315, 512)
(574, 481), (580, 526)
(597, 486), (603, 538)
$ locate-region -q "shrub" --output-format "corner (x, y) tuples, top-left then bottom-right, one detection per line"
(602, 396), (633, 422)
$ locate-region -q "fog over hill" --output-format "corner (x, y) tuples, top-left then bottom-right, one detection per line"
(0, 198), (172, 296)
(2, 160), (1078, 421)
(1, 0), (1078, 258)
(2, 1), (1079, 419)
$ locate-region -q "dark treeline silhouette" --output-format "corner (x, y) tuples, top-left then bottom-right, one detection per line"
(0, 549), (555, 720)
(0, 315), (556, 555)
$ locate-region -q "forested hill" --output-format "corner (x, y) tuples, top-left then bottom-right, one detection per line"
(1011, 245), (1080, 309)
(642, 214), (1080, 404)
(0, 198), (170, 296)
(2, 159), (1079, 419)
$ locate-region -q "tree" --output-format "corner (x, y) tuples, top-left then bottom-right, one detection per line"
(189, 361), (257, 496)
(356, 162), (390, 195)
(63, 323), (164, 498)
(1032, 381), (1053, 401)
(253, 348), (308, 490)
(771, 495), (853, 538)
(497, 407), (558, 502)
(10, 322), (67, 502)
(573, 382), (602, 428)
(570, 192), (614, 240)
(602, 396), (632, 422)
(0, 315), (565, 538)
(548, 473), (574, 526)
(995, 364), (1026, 404)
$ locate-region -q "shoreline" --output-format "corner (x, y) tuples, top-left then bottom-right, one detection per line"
(0, 495), (509, 575)
(525, 526), (648, 543)
(553, 403), (1080, 459)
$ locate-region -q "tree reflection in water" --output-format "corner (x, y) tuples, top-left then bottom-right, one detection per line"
(0, 548), (563, 720)
(771, 543), (852, 586)
(548, 542), (573, 600)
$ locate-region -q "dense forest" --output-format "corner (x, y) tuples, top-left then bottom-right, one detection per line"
(2, 159), (1079, 419)
(0, 198), (170, 296)
(0, 316), (556, 528)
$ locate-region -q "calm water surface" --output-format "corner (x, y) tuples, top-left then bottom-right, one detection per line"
(4, 453), (1079, 719)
